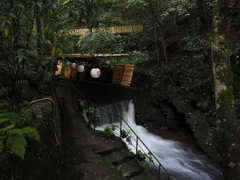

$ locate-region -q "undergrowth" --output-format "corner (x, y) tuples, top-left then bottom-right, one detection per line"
(0, 101), (40, 159)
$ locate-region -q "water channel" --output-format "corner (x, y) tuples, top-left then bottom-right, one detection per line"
(92, 100), (224, 180)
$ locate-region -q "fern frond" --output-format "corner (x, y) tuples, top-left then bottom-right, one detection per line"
(7, 134), (27, 159)
(20, 107), (33, 121)
(0, 124), (15, 132)
(0, 136), (6, 139)
(22, 126), (40, 141)
(0, 140), (4, 153)
(7, 129), (23, 136)
(2, 112), (19, 125)
(0, 114), (9, 124)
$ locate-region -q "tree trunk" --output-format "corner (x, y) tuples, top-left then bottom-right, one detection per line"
(211, 0), (240, 179)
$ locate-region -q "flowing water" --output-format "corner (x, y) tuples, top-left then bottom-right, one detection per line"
(86, 100), (224, 180)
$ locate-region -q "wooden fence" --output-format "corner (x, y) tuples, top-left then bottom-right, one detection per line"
(67, 25), (143, 36)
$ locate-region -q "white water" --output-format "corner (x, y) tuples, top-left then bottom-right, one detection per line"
(91, 101), (224, 180)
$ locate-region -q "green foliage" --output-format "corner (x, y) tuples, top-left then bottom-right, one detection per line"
(103, 124), (118, 138)
(122, 129), (132, 136)
(79, 99), (87, 108)
(122, 173), (131, 177)
(79, 99), (101, 126)
(77, 30), (125, 54)
(0, 0), (78, 102)
(0, 103), (40, 159)
(182, 34), (211, 52)
(87, 106), (102, 126)
(136, 150), (154, 168)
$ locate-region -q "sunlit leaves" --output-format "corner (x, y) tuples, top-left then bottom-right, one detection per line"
(78, 30), (125, 54)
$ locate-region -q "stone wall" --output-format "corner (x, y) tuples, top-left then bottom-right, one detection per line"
(0, 60), (61, 180)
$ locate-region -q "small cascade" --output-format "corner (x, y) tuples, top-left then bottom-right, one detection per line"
(95, 101), (130, 127)
(83, 100), (224, 180)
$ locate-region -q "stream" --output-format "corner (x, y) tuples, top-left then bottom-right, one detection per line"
(89, 100), (224, 180)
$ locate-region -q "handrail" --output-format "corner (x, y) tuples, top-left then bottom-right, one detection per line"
(69, 82), (170, 179)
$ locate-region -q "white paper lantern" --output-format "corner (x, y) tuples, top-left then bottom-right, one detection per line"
(78, 65), (85, 72)
(71, 62), (76, 68)
(90, 68), (101, 78)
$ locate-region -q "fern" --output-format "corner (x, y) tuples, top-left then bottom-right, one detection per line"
(0, 124), (15, 132)
(0, 140), (4, 153)
(20, 107), (33, 121)
(0, 114), (9, 124)
(7, 128), (23, 136)
(22, 126), (40, 141)
(7, 134), (27, 159)
(0, 104), (40, 159)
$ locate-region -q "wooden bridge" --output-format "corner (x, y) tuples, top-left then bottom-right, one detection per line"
(55, 54), (135, 87)
(67, 25), (143, 36)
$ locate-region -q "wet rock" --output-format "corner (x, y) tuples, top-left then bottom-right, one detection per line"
(27, 63), (36, 71)
(38, 84), (52, 95)
(21, 100), (31, 107)
(22, 80), (40, 101)
(37, 66), (44, 75)
(42, 101), (53, 120)
(25, 70), (41, 86)
(42, 71), (52, 85)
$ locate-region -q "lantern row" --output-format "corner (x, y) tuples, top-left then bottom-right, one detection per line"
(66, 62), (101, 79)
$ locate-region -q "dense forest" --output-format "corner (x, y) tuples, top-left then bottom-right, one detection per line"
(0, 0), (240, 179)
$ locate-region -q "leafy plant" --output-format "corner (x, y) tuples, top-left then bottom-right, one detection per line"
(0, 106), (40, 159)
(79, 99), (101, 127)
(102, 124), (118, 138)
(136, 150), (154, 168)
(121, 129), (132, 138)
(0, 0), (78, 102)
(122, 173), (131, 177)
(87, 107), (102, 127)
(182, 34), (211, 52)
(77, 30), (125, 54)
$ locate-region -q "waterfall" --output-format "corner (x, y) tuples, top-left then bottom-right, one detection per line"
(85, 100), (224, 180)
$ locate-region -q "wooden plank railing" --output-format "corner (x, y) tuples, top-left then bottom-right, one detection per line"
(67, 25), (143, 36)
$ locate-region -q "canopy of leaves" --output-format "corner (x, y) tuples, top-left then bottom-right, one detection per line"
(77, 30), (126, 54)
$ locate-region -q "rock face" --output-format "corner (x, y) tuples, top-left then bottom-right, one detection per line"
(132, 81), (225, 166)
(0, 59), (60, 180)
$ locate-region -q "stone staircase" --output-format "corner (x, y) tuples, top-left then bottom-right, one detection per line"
(94, 142), (154, 180)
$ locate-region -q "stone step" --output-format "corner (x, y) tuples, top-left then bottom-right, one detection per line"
(94, 145), (124, 156)
(102, 148), (136, 165)
(128, 172), (155, 180)
(117, 159), (143, 178)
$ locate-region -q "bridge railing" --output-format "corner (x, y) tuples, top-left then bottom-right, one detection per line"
(67, 25), (143, 36)
(69, 82), (170, 180)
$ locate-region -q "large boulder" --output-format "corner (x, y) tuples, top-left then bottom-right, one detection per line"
(38, 83), (52, 96)
(42, 71), (52, 85)
(25, 70), (41, 86)
(22, 80), (40, 101)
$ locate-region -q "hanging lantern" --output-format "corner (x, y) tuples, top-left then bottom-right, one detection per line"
(90, 68), (101, 78)
(78, 65), (85, 72)
(71, 62), (76, 69)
